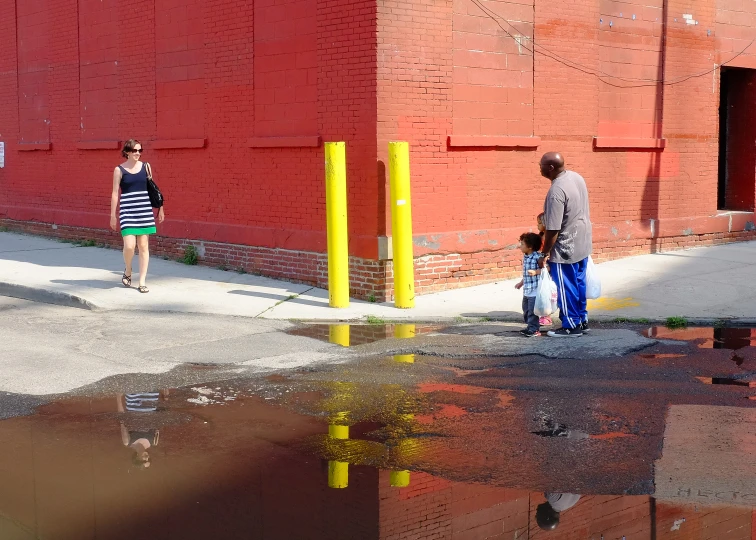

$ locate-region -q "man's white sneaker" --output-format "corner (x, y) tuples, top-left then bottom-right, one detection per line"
(547, 327), (583, 338)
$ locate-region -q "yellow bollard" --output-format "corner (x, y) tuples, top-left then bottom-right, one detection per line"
(388, 142), (415, 308)
(393, 323), (415, 363)
(329, 324), (350, 347)
(325, 142), (350, 308)
(328, 412), (349, 488)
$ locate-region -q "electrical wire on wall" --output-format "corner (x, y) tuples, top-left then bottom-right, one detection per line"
(468, 0), (756, 89)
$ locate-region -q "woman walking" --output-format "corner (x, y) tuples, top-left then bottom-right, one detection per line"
(110, 139), (164, 293)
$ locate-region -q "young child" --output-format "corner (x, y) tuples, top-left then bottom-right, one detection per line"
(514, 232), (543, 337)
(536, 213), (553, 328)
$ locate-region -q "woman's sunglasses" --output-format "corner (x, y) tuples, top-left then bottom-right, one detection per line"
(130, 149), (143, 154)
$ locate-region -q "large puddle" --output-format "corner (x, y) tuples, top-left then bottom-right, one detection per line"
(2, 324), (756, 538)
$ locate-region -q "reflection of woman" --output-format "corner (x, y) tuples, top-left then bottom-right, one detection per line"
(536, 493), (581, 530)
(117, 392), (163, 469)
(120, 423), (159, 468)
(109, 139), (165, 293)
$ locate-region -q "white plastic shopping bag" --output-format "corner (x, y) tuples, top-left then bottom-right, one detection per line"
(586, 256), (601, 299)
(534, 268), (555, 317)
(550, 278), (558, 313)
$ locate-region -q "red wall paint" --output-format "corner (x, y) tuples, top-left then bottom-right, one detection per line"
(0, 0), (754, 270)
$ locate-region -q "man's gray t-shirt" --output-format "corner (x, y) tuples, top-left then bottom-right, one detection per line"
(544, 170), (592, 264)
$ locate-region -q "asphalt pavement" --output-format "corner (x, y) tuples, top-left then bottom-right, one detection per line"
(1, 231), (755, 323)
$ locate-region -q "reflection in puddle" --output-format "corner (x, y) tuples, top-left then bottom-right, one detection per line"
(3, 329), (756, 538)
(286, 323), (439, 347)
(647, 326), (756, 350)
(1, 380), (752, 539)
(2, 382), (753, 539)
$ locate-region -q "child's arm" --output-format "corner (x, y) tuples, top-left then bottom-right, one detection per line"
(527, 269), (541, 276)
(515, 279), (523, 290)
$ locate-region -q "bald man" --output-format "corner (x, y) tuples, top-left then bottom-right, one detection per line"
(538, 152), (592, 337)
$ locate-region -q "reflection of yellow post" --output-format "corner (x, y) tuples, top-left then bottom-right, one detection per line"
(390, 470), (410, 487)
(388, 142), (415, 309)
(328, 412), (349, 488)
(393, 323), (415, 363)
(325, 142), (349, 308)
(394, 323), (415, 339)
(329, 324), (350, 347)
(390, 413), (416, 487)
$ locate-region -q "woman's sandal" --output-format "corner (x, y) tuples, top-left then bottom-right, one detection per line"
(121, 271), (132, 288)
(137, 285), (150, 294)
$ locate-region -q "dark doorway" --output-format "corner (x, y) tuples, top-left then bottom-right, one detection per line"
(717, 68), (756, 211)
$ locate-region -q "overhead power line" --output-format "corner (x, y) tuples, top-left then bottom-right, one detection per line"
(468, 0), (755, 89)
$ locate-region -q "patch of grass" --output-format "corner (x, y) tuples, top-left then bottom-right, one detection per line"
(613, 317), (650, 324)
(665, 316), (688, 329)
(367, 294), (376, 303)
(0, 226), (9, 233)
(714, 319), (727, 329)
(479, 316), (493, 322)
(236, 267), (247, 274)
(78, 239), (96, 247)
(453, 316), (467, 323)
(181, 245), (199, 265)
(366, 315), (386, 325)
(217, 264), (228, 272)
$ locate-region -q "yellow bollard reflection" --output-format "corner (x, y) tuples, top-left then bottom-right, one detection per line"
(329, 461), (349, 488)
(329, 324), (350, 347)
(393, 324), (416, 339)
(328, 412), (349, 489)
(389, 412), (418, 488)
(393, 323), (415, 363)
(390, 470), (410, 487)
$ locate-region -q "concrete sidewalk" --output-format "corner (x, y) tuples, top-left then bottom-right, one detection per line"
(1, 231), (755, 323)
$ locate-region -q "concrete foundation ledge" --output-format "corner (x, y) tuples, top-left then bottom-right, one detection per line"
(0, 282), (97, 310)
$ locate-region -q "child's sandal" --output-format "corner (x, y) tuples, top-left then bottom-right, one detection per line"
(121, 271), (132, 287)
(137, 285), (149, 294)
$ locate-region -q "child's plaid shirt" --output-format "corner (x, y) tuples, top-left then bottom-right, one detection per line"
(522, 252), (541, 296)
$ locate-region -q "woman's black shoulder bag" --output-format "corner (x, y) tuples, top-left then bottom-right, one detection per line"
(144, 162), (164, 208)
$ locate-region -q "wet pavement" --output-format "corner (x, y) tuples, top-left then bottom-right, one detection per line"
(2, 323), (756, 539)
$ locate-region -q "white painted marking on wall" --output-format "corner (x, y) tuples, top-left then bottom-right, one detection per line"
(396, 200), (406, 206)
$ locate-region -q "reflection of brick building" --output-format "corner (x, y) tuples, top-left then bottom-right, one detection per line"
(1, 394), (755, 538)
(2, 0), (756, 300)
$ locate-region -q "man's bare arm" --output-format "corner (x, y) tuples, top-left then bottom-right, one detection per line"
(539, 230), (559, 268)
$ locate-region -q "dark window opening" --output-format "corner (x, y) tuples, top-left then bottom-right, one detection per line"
(718, 67), (756, 211)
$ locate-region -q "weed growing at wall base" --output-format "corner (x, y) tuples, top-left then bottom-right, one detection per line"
(181, 245), (199, 265)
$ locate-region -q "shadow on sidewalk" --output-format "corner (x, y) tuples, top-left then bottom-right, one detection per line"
(52, 279), (125, 290)
(228, 289), (326, 308)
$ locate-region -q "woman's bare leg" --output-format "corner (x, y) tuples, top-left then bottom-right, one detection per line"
(137, 235), (150, 287)
(123, 235), (136, 278)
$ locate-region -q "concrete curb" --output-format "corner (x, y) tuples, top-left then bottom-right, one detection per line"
(0, 282), (98, 310)
(283, 315), (756, 326)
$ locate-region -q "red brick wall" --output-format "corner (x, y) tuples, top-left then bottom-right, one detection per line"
(155, 0), (206, 141)
(1, 0), (756, 298)
(0, 0), (378, 258)
(452, 0), (535, 137)
(377, 0), (756, 260)
(254, 0), (318, 137)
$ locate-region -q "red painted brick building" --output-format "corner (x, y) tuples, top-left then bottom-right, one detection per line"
(1, 0), (755, 300)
